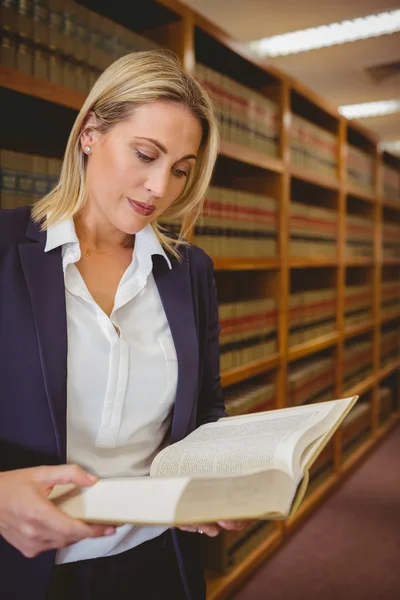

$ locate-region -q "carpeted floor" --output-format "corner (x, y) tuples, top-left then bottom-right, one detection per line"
(232, 423), (400, 600)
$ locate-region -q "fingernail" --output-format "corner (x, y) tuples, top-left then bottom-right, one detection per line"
(104, 527), (115, 536)
(87, 474), (98, 482)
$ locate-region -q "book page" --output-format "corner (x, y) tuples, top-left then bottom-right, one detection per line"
(52, 477), (190, 525)
(51, 470), (295, 525)
(150, 399), (355, 480)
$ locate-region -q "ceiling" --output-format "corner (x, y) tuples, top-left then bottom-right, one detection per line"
(183, 0), (400, 153)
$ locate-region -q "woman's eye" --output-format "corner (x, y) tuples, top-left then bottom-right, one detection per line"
(135, 150), (154, 163)
(173, 167), (188, 178)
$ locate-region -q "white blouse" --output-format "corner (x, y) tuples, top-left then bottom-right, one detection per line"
(44, 219), (178, 563)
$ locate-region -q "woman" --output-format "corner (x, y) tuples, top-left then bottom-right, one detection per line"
(0, 50), (245, 600)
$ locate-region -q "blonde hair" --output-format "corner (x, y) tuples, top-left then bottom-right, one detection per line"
(32, 49), (219, 259)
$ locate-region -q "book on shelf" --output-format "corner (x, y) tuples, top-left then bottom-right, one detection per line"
(50, 396), (358, 525)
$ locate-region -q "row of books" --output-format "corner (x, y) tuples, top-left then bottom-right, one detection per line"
(219, 298), (277, 371)
(194, 187), (278, 258)
(347, 145), (375, 193)
(343, 339), (373, 390)
(344, 284), (373, 328)
(380, 325), (400, 367)
(1, 0), (158, 95)
(288, 288), (336, 347)
(289, 201), (337, 258)
(203, 518), (275, 574)
(224, 379), (276, 417)
(291, 114), (337, 179)
(383, 165), (400, 203)
(288, 356), (335, 407)
(382, 223), (400, 259)
(381, 280), (400, 320)
(195, 63), (280, 157)
(345, 214), (374, 258)
(0, 149), (62, 209)
(342, 400), (371, 452)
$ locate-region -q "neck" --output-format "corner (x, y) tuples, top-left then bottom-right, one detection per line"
(74, 210), (133, 251)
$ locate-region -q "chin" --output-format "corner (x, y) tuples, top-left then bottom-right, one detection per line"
(118, 215), (151, 236)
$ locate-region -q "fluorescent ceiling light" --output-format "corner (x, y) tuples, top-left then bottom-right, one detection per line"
(249, 10), (400, 57)
(338, 100), (400, 119)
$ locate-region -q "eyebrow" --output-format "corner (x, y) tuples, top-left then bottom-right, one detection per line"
(134, 137), (197, 161)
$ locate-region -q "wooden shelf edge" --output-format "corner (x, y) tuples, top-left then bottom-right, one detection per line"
(221, 354), (280, 388)
(342, 435), (375, 474)
(344, 258), (374, 267)
(342, 374), (376, 399)
(345, 185), (377, 204)
(212, 257), (280, 271)
(343, 320), (374, 339)
(284, 473), (337, 533)
(376, 412), (400, 440)
(288, 332), (339, 362)
(380, 313), (400, 326)
(289, 257), (338, 268)
(382, 259), (400, 266)
(289, 165), (340, 191)
(381, 199), (400, 212)
(219, 140), (284, 173)
(206, 528), (282, 600)
(378, 359), (400, 381)
(0, 65), (85, 110)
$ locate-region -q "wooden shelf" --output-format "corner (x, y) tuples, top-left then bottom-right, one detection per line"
(284, 473), (337, 533)
(343, 320), (374, 339)
(289, 257), (338, 268)
(381, 199), (400, 212)
(382, 258), (400, 266)
(342, 434), (375, 474)
(206, 528), (282, 600)
(288, 332), (339, 362)
(345, 185), (377, 204)
(342, 373), (376, 398)
(380, 312), (400, 326)
(378, 359), (400, 381)
(221, 354), (280, 388)
(212, 257), (280, 271)
(289, 165), (340, 191)
(219, 140), (283, 173)
(376, 412), (400, 440)
(0, 66), (84, 110)
(344, 258), (374, 267)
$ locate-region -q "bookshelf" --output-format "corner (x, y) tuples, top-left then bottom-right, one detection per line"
(1, 1), (400, 599)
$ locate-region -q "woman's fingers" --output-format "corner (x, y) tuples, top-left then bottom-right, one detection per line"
(216, 519), (248, 531)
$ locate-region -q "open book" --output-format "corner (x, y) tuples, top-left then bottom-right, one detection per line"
(51, 396), (358, 525)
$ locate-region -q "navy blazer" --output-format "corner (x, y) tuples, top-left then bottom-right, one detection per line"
(0, 206), (226, 600)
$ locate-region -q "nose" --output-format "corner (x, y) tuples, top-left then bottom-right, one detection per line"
(145, 165), (169, 198)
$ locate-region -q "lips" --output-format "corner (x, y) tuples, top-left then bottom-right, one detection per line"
(128, 198), (155, 216)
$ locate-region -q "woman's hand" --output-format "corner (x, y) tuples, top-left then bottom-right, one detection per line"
(178, 520), (249, 537)
(0, 465), (116, 558)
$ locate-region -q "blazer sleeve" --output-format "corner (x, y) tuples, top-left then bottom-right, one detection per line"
(194, 251), (227, 426)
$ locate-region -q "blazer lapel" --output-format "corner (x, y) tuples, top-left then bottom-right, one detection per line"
(19, 219), (67, 461)
(153, 254), (199, 444)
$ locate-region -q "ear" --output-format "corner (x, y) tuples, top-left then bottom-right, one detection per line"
(80, 111), (101, 153)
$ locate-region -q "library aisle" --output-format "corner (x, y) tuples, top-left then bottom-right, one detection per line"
(232, 423), (400, 600)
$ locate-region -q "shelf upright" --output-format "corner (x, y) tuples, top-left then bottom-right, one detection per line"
(335, 117), (347, 473)
(372, 146), (383, 434)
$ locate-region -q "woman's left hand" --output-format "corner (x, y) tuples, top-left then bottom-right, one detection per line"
(178, 520), (249, 537)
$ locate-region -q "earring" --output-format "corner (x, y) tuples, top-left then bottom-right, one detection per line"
(84, 145), (91, 153)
